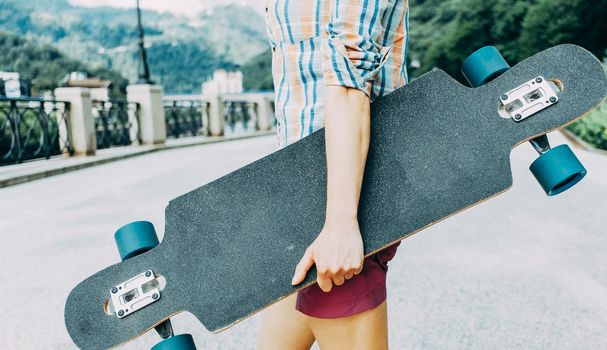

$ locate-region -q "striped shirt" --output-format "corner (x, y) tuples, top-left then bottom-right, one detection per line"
(265, 0), (410, 147)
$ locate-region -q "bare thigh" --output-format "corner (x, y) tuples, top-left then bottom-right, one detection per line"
(258, 295), (389, 350)
(258, 294), (315, 350)
(308, 300), (389, 350)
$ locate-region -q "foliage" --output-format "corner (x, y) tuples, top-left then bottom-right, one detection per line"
(0, 31), (127, 95)
(242, 49), (274, 91)
(409, 0), (607, 81)
(518, 0), (607, 60)
(566, 63), (607, 150)
(147, 41), (223, 94)
(70, 22), (163, 49)
(567, 103), (607, 150)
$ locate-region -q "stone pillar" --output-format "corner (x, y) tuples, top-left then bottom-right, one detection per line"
(207, 95), (225, 136)
(127, 84), (166, 145)
(254, 94), (274, 131)
(54, 87), (96, 156)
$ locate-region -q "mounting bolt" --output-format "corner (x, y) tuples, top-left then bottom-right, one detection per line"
(549, 96), (557, 103)
(111, 287), (118, 294)
(118, 310), (125, 317)
(152, 293), (159, 300)
(500, 94), (509, 101)
(514, 114), (523, 121)
(535, 77), (543, 83)
(145, 271), (152, 277)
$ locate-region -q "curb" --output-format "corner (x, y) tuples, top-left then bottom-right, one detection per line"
(0, 131), (275, 189)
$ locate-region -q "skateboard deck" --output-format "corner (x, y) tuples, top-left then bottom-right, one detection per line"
(65, 44), (607, 349)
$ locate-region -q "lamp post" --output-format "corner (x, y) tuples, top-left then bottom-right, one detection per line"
(136, 0), (153, 84)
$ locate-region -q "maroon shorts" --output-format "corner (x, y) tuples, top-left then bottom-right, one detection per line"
(296, 242), (400, 319)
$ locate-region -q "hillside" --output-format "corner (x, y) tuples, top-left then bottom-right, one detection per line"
(241, 49), (273, 91)
(0, 0), (268, 94)
(0, 31), (127, 95)
(407, 0), (607, 81)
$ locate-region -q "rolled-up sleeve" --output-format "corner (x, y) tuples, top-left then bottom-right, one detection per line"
(323, 0), (393, 97)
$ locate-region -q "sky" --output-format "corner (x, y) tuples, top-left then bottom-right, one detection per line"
(68, 0), (266, 16)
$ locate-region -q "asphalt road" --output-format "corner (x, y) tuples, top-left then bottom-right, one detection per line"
(0, 132), (605, 349)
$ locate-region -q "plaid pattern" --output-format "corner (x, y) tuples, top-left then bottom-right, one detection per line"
(265, 0), (410, 147)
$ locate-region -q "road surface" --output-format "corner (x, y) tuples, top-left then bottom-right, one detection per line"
(0, 133), (605, 349)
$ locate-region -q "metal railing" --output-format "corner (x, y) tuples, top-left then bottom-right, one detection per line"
(92, 100), (141, 150)
(0, 92), (276, 167)
(224, 100), (256, 134)
(164, 93), (276, 138)
(221, 93), (277, 133)
(164, 100), (209, 139)
(0, 97), (73, 165)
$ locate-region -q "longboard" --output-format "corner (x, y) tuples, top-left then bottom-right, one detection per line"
(65, 44), (607, 349)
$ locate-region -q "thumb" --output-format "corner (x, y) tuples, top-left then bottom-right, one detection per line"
(292, 248), (314, 285)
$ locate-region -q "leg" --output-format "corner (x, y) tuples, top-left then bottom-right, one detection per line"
(258, 294), (316, 350)
(308, 300), (389, 350)
(296, 244), (399, 349)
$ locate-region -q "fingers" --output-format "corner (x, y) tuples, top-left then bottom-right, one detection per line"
(317, 274), (333, 292)
(316, 259), (365, 292)
(291, 248), (315, 285)
(332, 274), (345, 286)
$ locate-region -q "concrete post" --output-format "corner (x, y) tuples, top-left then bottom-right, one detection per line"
(127, 84), (166, 145)
(54, 87), (96, 156)
(207, 95), (225, 136)
(254, 94), (274, 131)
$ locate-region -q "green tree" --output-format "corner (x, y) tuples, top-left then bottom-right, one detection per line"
(519, 0), (607, 61)
(242, 49), (274, 91)
(419, 0), (494, 81)
(409, 0), (607, 79)
(147, 41), (223, 94)
(491, 0), (538, 63)
(0, 31), (127, 95)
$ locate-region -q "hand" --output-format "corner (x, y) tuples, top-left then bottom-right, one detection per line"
(291, 217), (364, 292)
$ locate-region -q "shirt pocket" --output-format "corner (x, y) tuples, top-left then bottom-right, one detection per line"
(265, 0), (323, 45)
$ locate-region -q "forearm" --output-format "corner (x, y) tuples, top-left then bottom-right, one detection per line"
(291, 79), (370, 289)
(324, 85), (371, 226)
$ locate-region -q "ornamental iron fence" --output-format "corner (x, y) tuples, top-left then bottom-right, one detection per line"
(164, 100), (208, 139)
(1, 92), (276, 167)
(0, 97), (73, 165)
(92, 100), (141, 150)
(224, 100), (256, 134)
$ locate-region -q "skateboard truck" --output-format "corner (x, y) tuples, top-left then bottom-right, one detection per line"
(110, 270), (161, 319)
(529, 134), (551, 154)
(499, 76), (558, 122)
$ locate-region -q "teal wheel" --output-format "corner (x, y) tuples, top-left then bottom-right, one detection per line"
(461, 46), (510, 87)
(151, 334), (197, 350)
(529, 145), (587, 196)
(114, 221), (159, 261)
